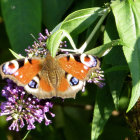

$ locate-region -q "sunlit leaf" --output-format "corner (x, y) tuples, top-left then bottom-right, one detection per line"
(85, 39), (122, 57)
(47, 29), (76, 57)
(9, 49), (25, 59)
(111, 0), (140, 112)
(60, 7), (105, 36)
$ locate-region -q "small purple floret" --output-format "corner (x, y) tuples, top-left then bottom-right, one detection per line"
(87, 70), (105, 89)
(0, 79), (55, 131)
(25, 29), (68, 57)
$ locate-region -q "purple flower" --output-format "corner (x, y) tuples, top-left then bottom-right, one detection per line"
(0, 79), (55, 131)
(25, 29), (67, 57)
(25, 29), (51, 57)
(87, 69), (105, 88)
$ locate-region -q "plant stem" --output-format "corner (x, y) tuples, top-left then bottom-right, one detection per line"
(22, 130), (31, 140)
(60, 48), (78, 53)
(78, 8), (110, 53)
(63, 30), (77, 51)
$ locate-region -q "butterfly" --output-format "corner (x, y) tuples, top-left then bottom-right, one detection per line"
(0, 53), (100, 99)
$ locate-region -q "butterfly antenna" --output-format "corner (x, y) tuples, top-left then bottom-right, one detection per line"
(30, 34), (39, 43)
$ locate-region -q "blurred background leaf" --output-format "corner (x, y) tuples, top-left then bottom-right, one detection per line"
(42, 0), (74, 31)
(1, 0), (41, 55)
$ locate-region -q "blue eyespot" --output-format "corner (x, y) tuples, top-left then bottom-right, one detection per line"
(28, 80), (38, 89)
(70, 77), (79, 86)
(2, 64), (7, 74)
(90, 56), (97, 67)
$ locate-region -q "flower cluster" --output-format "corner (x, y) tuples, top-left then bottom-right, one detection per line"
(0, 79), (55, 131)
(87, 69), (105, 88)
(25, 29), (67, 57)
(25, 29), (51, 57)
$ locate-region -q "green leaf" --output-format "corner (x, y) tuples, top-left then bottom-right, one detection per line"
(63, 106), (91, 140)
(103, 46), (128, 108)
(91, 86), (115, 140)
(51, 22), (62, 34)
(103, 14), (128, 109)
(49, 7), (109, 55)
(47, 30), (64, 57)
(105, 65), (129, 73)
(0, 21), (13, 63)
(9, 49), (24, 59)
(60, 7), (105, 36)
(111, 0), (140, 112)
(47, 29), (76, 57)
(1, 0), (41, 55)
(42, 0), (73, 30)
(85, 39), (122, 57)
(104, 12), (119, 44)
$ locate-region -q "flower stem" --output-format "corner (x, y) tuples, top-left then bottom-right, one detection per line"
(22, 130), (31, 140)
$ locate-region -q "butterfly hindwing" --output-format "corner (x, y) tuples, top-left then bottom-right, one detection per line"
(56, 72), (85, 98)
(24, 74), (55, 99)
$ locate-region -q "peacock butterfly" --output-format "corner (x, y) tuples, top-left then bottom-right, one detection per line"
(0, 53), (100, 99)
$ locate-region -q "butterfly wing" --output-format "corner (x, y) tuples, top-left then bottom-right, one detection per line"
(57, 53), (100, 80)
(56, 53), (100, 98)
(24, 72), (55, 99)
(0, 54), (100, 99)
(0, 58), (42, 85)
(56, 72), (85, 98)
(0, 57), (54, 98)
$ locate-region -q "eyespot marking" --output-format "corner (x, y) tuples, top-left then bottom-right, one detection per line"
(2, 64), (6, 73)
(28, 76), (39, 89)
(28, 80), (38, 88)
(2, 60), (19, 75)
(66, 73), (84, 92)
(84, 55), (90, 62)
(8, 62), (15, 69)
(80, 54), (97, 68)
(70, 77), (79, 86)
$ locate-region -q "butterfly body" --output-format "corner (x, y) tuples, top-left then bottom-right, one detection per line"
(0, 53), (100, 99)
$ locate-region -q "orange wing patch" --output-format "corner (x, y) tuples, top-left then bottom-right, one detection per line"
(57, 76), (69, 92)
(58, 57), (89, 80)
(40, 78), (53, 92)
(13, 59), (42, 84)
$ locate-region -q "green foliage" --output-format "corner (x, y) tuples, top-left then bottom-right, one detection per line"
(1, 0), (41, 55)
(111, 0), (140, 112)
(0, 0), (140, 140)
